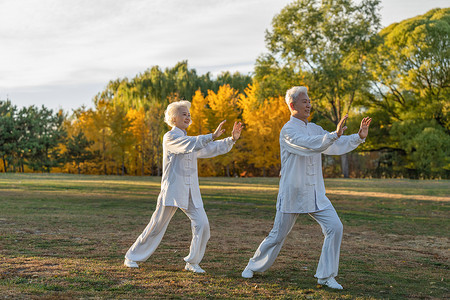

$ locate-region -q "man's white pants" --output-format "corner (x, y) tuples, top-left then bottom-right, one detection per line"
(246, 205), (343, 279)
(125, 195), (210, 265)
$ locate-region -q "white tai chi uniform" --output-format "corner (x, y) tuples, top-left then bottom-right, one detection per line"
(126, 127), (235, 265)
(245, 116), (364, 279)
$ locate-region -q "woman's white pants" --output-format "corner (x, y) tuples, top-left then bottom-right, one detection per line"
(245, 205), (343, 279)
(125, 196), (210, 265)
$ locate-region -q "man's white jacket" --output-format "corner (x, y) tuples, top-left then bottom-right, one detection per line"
(157, 127), (235, 209)
(277, 116), (365, 213)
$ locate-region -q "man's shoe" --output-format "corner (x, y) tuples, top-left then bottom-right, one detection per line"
(124, 258), (139, 268)
(241, 266), (253, 278)
(318, 277), (343, 289)
(185, 262), (205, 273)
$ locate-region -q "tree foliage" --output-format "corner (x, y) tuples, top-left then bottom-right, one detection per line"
(365, 8), (450, 178)
(256, 0), (381, 124)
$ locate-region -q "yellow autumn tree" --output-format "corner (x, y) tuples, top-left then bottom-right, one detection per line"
(127, 107), (147, 175)
(204, 84), (241, 176)
(188, 89), (210, 135)
(239, 83), (290, 176)
(77, 100), (114, 175)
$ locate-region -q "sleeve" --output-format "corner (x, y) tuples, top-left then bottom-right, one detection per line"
(164, 131), (214, 154)
(280, 125), (339, 157)
(321, 130), (365, 155)
(197, 137), (235, 159)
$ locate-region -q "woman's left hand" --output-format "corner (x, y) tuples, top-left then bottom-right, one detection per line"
(231, 121), (244, 141)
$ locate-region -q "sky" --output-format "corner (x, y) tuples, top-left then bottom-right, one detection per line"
(0, 0), (448, 112)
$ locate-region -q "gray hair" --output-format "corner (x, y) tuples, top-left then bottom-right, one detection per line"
(164, 100), (192, 127)
(285, 86), (308, 107)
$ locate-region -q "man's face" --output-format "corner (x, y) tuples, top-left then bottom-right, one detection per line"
(292, 92), (311, 120)
(174, 106), (191, 130)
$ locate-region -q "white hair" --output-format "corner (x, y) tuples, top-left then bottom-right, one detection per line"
(285, 86), (308, 107)
(164, 100), (192, 127)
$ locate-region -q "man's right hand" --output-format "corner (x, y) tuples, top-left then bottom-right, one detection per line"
(213, 120), (226, 139)
(336, 114), (348, 137)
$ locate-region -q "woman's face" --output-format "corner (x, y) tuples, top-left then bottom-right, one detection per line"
(174, 106), (191, 130)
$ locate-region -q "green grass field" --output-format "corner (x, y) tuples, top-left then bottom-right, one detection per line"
(0, 174), (448, 299)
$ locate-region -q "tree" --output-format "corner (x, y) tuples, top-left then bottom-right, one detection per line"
(189, 89), (210, 135)
(15, 106), (66, 173)
(109, 104), (135, 176)
(391, 120), (450, 178)
(365, 8), (450, 178)
(256, 0), (381, 177)
(239, 84), (291, 176)
(369, 8), (449, 129)
(145, 102), (166, 176)
(65, 131), (94, 174)
(204, 85), (241, 176)
(0, 100), (18, 172)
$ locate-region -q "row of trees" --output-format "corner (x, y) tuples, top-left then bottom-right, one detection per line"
(1, 1), (448, 178)
(0, 101), (65, 173)
(0, 83), (289, 177)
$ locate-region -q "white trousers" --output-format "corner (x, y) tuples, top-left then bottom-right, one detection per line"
(246, 205), (343, 279)
(125, 194), (210, 265)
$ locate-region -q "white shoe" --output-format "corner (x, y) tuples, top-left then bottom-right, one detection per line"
(124, 258), (139, 268)
(185, 262), (205, 273)
(318, 277), (343, 289)
(241, 267), (253, 278)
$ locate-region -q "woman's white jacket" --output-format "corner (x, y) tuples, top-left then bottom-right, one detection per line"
(157, 127), (235, 209)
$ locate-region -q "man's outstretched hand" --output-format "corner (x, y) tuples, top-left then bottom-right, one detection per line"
(358, 117), (372, 139)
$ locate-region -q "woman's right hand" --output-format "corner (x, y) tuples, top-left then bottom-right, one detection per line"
(213, 120), (226, 139)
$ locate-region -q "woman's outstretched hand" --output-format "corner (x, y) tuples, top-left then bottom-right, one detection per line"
(336, 114), (348, 137)
(231, 121), (244, 141)
(213, 120), (227, 139)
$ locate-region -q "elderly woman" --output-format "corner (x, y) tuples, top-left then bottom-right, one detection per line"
(124, 100), (243, 273)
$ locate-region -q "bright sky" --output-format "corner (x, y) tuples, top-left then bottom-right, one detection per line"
(0, 0), (447, 112)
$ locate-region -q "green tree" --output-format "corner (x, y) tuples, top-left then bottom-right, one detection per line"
(0, 100), (18, 172)
(391, 120), (450, 178)
(65, 131), (94, 174)
(255, 0), (381, 177)
(369, 8), (450, 128)
(365, 8), (450, 178)
(15, 106), (66, 172)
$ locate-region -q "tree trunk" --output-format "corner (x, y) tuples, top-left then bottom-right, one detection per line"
(226, 165), (230, 177)
(141, 149), (145, 176)
(341, 153), (349, 178)
(121, 152), (125, 176)
(102, 130), (107, 175)
(2, 157), (7, 172)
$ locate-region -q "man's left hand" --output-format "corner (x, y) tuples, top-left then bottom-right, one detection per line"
(358, 117), (372, 139)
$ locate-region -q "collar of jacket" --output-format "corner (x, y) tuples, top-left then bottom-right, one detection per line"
(171, 126), (187, 136)
(290, 115), (308, 128)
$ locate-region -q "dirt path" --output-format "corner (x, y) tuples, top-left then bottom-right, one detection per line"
(326, 189), (450, 202)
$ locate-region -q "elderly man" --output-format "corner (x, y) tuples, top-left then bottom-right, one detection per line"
(241, 86), (371, 289)
(124, 100), (243, 273)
